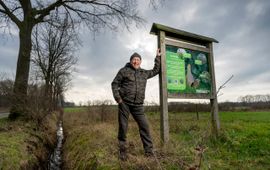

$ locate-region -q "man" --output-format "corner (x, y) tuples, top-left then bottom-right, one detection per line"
(111, 49), (161, 161)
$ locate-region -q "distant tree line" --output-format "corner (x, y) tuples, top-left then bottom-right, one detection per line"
(166, 94), (270, 112)
(237, 94), (270, 103)
(74, 95), (270, 114)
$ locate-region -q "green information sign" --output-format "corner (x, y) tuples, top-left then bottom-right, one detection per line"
(166, 45), (212, 95)
(166, 51), (186, 90)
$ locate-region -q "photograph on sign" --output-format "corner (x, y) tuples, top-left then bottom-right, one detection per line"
(166, 45), (212, 95)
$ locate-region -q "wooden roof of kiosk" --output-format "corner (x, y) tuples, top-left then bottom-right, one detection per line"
(150, 23), (219, 45)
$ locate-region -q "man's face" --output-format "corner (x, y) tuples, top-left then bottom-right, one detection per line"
(130, 57), (141, 69)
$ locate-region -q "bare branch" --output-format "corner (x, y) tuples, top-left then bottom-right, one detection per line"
(217, 75), (234, 95)
(0, 8), (5, 13)
(149, 0), (165, 10)
(0, 0), (21, 26)
(34, 0), (64, 23)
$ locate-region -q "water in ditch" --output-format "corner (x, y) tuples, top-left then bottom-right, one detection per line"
(48, 121), (64, 170)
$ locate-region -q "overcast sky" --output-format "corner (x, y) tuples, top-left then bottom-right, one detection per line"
(1, 0), (270, 104)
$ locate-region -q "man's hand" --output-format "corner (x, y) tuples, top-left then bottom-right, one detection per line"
(156, 48), (161, 57)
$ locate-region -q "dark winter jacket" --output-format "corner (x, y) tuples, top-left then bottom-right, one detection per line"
(111, 56), (161, 105)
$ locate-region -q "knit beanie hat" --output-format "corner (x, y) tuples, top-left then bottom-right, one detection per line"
(130, 52), (141, 61)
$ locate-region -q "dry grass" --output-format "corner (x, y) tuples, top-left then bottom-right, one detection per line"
(62, 110), (202, 170)
(62, 109), (270, 169)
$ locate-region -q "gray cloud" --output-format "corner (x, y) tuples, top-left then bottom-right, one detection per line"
(1, 0), (270, 103)
(0, 37), (18, 73)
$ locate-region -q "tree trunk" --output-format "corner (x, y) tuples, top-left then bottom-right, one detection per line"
(9, 22), (33, 119)
(44, 76), (53, 112)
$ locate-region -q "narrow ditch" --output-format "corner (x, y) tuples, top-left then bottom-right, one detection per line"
(48, 121), (64, 170)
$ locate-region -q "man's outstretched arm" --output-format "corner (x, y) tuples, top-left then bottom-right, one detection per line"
(147, 48), (161, 79)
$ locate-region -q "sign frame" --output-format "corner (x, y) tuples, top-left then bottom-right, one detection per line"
(150, 23), (220, 143)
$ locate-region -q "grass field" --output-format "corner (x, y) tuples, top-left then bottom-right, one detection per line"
(64, 107), (87, 113)
(0, 114), (58, 169)
(0, 118), (34, 169)
(62, 109), (270, 169)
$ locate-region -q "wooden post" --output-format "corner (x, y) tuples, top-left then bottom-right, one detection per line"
(158, 31), (169, 143)
(150, 23), (220, 141)
(208, 43), (220, 137)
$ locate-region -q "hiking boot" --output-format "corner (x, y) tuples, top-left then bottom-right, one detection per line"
(119, 148), (128, 161)
(145, 151), (154, 157)
(119, 141), (128, 161)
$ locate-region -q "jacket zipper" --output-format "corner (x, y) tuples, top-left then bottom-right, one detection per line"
(134, 70), (137, 103)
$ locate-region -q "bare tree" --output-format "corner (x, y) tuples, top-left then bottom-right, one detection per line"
(31, 13), (77, 112)
(0, 0), (158, 118)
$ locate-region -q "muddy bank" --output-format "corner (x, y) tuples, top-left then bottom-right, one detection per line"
(24, 113), (60, 169)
